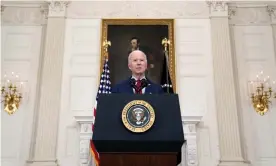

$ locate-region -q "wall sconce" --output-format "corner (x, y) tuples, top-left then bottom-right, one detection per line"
(1, 72), (23, 115)
(248, 71), (276, 116)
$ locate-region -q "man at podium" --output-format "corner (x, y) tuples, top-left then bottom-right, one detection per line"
(93, 49), (184, 166)
(112, 50), (164, 94)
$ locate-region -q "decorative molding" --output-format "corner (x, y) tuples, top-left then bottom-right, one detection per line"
(228, 8), (236, 19)
(207, 1), (227, 12)
(74, 114), (94, 125)
(47, 1), (70, 17)
(267, 7), (276, 24)
(0, 1), (45, 8)
(74, 115), (93, 166)
(40, 5), (49, 20)
(182, 115), (203, 166)
(66, 1), (210, 19)
(1, 5), (5, 13)
(79, 138), (91, 164)
(227, 1), (276, 8)
(267, 7), (276, 17)
(207, 1), (229, 17)
(182, 115), (203, 125)
(1, 6), (46, 25)
(229, 6), (271, 25)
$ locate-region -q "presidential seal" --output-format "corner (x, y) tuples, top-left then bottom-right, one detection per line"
(122, 100), (155, 133)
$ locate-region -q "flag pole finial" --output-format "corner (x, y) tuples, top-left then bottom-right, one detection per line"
(103, 40), (111, 58)
(162, 37), (170, 67)
(161, 37), (172, 93)
(161, 37), (170, 52)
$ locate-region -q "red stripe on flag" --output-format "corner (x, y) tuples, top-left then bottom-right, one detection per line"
(91, 105), (100, 165)
(90, 58), (111, 166)
(90, 139), (99, 166)
(92, 107), (96, 131)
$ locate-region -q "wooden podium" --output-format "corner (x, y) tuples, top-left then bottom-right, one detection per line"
(100, 152), (177, 166)
(92, 94), (185, 166)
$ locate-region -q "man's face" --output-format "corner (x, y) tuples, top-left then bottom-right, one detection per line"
(128, 51), (147, 75)
(131, 39), (139, 49)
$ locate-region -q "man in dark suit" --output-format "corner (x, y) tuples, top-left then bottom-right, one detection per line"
(111, 50), (182, 166)
(112, 50), (163, 94)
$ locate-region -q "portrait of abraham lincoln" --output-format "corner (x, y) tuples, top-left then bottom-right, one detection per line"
(101, 19), (175, 89)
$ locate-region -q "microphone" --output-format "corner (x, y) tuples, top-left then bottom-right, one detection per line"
(129, 78), (149, 93)
(130, 78), (136, 88)
(140, 78), (148, 89)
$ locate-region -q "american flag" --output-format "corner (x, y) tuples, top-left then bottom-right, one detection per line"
(90, 58), (112, 166)
(161, 51), (174, 93)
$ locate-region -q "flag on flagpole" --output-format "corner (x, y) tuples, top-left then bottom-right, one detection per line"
(90, 57), (112, 166)
(160, 51), (174, 93)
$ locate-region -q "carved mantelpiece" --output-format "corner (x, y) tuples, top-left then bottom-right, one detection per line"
(182, 115), (203, 166)
(74, 114), (94, 166)
(74, 114), (202, 166)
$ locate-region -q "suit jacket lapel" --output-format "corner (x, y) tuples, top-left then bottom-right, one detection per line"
(127, 77), (135, 94)
(145, 86), (150, 94)
(145, 82), (152, 94)
(128, 84), (134, 94)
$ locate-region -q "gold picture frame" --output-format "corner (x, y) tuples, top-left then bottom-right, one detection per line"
(100, 19), (176, 92)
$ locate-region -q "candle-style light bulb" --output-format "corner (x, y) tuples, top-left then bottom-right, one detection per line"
(248, 81), (255, 95)
(20, 82), (24, 92)
(272, 80), (276, 90)
(266, 76), (271, 88)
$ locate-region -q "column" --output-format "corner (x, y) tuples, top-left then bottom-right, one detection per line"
(26, 1), (69, 166)
(208, 2), (248, 166)
(267, 6), (276, 58)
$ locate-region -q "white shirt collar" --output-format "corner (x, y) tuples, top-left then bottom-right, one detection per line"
(131, 75), (146, 80)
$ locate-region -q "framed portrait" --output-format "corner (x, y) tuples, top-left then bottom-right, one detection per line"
(100, 19), (176, 91)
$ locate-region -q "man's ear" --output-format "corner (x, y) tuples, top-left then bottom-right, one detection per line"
(128, 64), (131, 70)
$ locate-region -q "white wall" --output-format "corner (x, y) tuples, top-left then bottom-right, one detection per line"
(57, 19), (101, 166)
(1, 4), (44, 166)
(233, 25), (276, 166)
(230, 5), (276, 166)
(175, 19), (219, 166)
(1, 26), (43, 166)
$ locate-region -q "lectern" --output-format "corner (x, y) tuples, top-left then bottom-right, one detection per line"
(92, 94), (185, 166)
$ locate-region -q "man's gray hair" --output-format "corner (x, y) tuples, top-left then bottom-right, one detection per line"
(128, 50), (147, 64)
